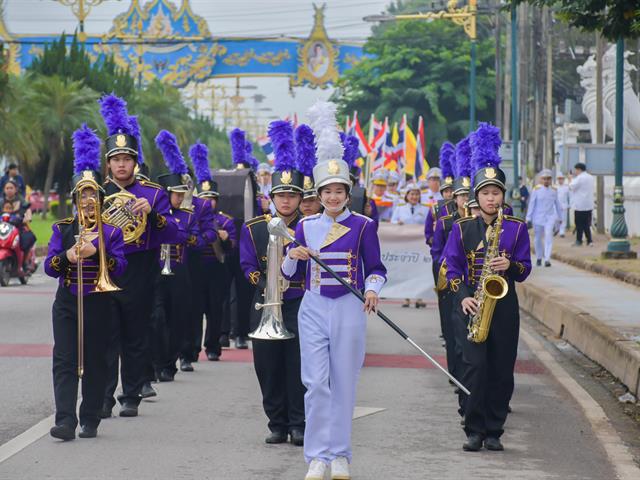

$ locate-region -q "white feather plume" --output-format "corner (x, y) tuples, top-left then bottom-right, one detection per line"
(307, 101), (344, 164)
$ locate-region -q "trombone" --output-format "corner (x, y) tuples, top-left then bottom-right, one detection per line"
(75, 180), (121, 378)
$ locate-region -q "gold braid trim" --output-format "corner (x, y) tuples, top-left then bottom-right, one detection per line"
(248, 271), (261, 286)
(450, 278), (462, 292)
(50, 255), (62, 272)
(187, 235), (198, 246)
(107, 257), (116, 272)
(514, 261), (526, 274)
(157, 214), (168, 229)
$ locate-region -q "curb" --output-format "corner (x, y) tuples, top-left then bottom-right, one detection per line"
(551, 251), (640, 288)
(517, 282), (640, 397)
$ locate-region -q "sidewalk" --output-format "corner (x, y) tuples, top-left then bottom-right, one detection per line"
(549, 232), (640, 287)
(517, 257), (640, 396)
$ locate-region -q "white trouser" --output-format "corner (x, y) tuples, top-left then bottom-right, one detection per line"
(298, 290), (366, 464)
(533, 222), (554, 262)
(559, 208), (568, 235)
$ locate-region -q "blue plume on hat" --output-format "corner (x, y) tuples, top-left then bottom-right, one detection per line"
(455, 136), (472, 178)
(295, 124), (316, 177)
(341, 133), (360, 169)
(470, 123), (502, 172)
(439, 142), (455, 179)
(269, 120), (296, 173)
(230, 128), (246, 166)
(72, 123), (101, 174)
(155, 130), (187, 175)
(244, 140), (259, 170)
(128, 115), (144, 165)
(189, 142), (211, 183)
(99, 94), (131, 136)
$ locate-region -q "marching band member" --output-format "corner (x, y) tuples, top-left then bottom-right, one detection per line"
(257, 162), (273, 214)
(296, 124), (323, 217)
(99, 95), (180, 418)
(420, 167), (443, 207)
(369, 168), (393, 221)
(391, 182), (429, 225)
(181, 144), (218, 370)
(239, 120), (306, 447)
(46, 125), (126, 440)
(526, 169), (562, 267)
(153, 131), (196, 381)
(431, 142), (472, 406)
(190, 144), (236, 361)
(282, 102), (387, 480)
(444, 123), (531, 452)
(424, 142), (457, 247)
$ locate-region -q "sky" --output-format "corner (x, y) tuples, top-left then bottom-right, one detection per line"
(3, 0), (391, 133)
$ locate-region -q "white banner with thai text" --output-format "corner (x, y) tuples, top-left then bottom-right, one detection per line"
(378, 223), (435, 300)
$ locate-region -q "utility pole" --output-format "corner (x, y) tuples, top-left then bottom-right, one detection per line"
(544, 6), (553, 169)
(495, 8), (503, 129)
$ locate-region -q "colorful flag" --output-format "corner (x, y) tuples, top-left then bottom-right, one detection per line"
(384, 121), (404, 172)
(404, 121), (418, 177)
(371, 117), (388, 171)
(257, 135), (274, 163)
(415, 116), (428, 179)
(349, 112), (371, 157)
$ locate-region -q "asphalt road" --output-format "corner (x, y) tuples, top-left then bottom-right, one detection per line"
(0, 273), (634, 479)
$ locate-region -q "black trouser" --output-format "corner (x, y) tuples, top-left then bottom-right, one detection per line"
(452, 307), (469, 416)
(228, 252), (254, 339)
(574, 210), (593, 244)
(203, 261), (231, 355)
(104, 249), (157, 407)
(251, 293), (305, 433)
(438, 289), (458, 377)
(153, 263), (191, 373)
(52, 287), (111, 428)
(461, 287), (520, 439)
(181, 249), (204, 362)
(432, 260), (445, 336)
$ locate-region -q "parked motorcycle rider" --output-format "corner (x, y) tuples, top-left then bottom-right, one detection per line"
(0, 179), (36, 276)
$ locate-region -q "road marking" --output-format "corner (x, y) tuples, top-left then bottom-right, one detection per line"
(353, 407), (386, 420)
(521, 328), (640, 480)
(0, 415), (53, 464)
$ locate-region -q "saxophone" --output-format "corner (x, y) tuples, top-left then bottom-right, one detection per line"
(467, 207), (508, 343)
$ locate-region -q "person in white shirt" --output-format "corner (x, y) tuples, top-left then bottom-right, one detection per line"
(391, 183), (429, 225)
(420, 167), (443, 207)
(526, 169), (563, 266)
(556, 172), (570, 237)
(569, 162), (595, 246)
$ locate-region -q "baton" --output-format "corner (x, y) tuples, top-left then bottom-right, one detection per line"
(268, 217), (470, 395)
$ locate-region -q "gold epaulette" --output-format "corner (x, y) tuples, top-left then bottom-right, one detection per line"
(504, 215), (525, 224)
(177, 208), (193, 215)
(352, 212), (374, 223)
(54, 217), (74, 225)
(245, 214), (270, 227)
(219, 211), (233, 219)
(454, 216), (474, 225)
(440, 214), (453, 221)
(139, 179), (163, 190)
(300, 213), (321, 222)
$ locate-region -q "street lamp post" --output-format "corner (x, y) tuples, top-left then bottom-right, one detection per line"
(510, 3), (521, 218)
(54, 0), (119, 41)
(603, 37), (636, 259)
(364, 0), (478, 131)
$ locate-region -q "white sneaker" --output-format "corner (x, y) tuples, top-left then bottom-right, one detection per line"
(330, 457), (351, 480)
(305, 459), (327, 480)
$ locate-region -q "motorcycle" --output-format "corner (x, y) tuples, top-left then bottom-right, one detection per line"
(0, 213), (36, 286)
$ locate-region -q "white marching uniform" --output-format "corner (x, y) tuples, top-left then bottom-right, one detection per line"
(282, 209), (386, 464)
(391, 202), (429, 225)
(556, 183), (570, 235)
(526, 185), (562, 263)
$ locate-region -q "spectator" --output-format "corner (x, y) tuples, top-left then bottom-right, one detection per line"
(518, 176), (529, 214)
(0, 163), (26, 197)
(569, 162), (595, 246)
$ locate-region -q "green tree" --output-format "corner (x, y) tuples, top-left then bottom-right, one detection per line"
(26, 76), (98, 217)
(334, 17), (496, 163)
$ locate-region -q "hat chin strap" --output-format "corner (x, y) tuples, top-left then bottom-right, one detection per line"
(320, 198), (349, 214)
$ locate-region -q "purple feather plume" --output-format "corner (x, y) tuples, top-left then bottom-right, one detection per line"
(294, 124), (316, 177)
(268, 120), (296, 172)
(155, 130), (187, 175)
(342, 133), (360, 169)
(470, 123), (502, 172)
(439, 142), (455, 179)
(189, 142), (211, 183)
(455, 136), (472, 178)
(72, 123), (102, 174)
(128, 115), (144, 165)
(229, 128), (246, 166)
(99, 94), (131, 136)
(244, 141), (259, 170)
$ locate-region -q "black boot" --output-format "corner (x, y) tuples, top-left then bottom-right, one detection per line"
(50, 424), (75, 441)
(265, 431), (287, 444)
(235, 336), (248, 349)
(158, 369), (175, 382)
(119, 402), (138, 417)
(99, 401), (113, 419)
(206, 351), (220, 361)
(290, 429), (304, 446)
(219, 334), (230, 348)
(484, 437), (504, 451)
(180, 359), (194, 372)
(141, 382), (157, 398)
(463, 434), (483, 452)
(78, 425), (98, 438)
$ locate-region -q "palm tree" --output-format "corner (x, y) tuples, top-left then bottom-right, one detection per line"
(25, 75), (98, 217)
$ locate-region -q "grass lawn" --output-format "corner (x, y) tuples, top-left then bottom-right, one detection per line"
(29, 216), (56, 246)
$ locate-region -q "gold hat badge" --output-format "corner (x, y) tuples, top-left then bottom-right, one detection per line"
(115, 134), (127, 147)
(281, 170), (292, 184)
(327, 160), (340, 175)
(485, 168), (497, 179)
